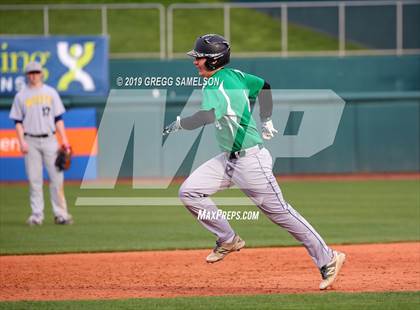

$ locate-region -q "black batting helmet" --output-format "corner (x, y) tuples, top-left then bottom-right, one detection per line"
(187, 34), (230, 70)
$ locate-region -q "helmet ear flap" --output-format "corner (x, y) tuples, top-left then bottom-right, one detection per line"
(205, 58), (218, 70)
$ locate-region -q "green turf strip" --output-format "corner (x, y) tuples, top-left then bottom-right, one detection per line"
(0, 180), (418, 255)
(0, 0), (363, 54)
(0, 292), (419, 310)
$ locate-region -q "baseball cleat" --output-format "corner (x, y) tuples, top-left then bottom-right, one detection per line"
(206, 234), (245, 263)
(26, 215), (43, 226)
(319, 250), (346, 290)
(54, 215), (74, 225)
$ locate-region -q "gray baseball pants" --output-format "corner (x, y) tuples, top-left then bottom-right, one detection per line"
(179, 145), (333, 268)
(24, 135), (69, 220)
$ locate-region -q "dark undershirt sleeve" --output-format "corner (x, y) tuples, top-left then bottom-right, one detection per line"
(180, 109), (216, 130)
(54, 114), (63, 123)
(258, 81), (273, 121)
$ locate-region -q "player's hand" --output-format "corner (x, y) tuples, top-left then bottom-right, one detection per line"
(61, 143), (71, 152)
(163, 116), (182, 136)
(61, 138), (70, 150)
(261, 118), (278, 140)
(19, 141), (29, 154)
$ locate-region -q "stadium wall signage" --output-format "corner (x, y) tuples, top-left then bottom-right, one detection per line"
(0, 36), (109, 96)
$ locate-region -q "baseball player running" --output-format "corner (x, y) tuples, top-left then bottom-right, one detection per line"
(163, 34), (346, 290)
(9, 61), (73, 226)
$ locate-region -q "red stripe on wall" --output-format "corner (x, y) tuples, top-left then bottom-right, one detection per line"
(0, 128), (97, 157)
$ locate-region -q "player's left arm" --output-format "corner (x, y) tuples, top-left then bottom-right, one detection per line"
(243, 72), (277, 135)
(258, 81), (273, 121)
(51, 89), (70, 148)
(258, 81), (278, 140)
(55, 118), (70, 148)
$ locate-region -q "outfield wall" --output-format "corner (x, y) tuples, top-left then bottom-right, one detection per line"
(108, 55), (419, 177)
(0, 55), (418, 180)
(109, 55), (420, 96)
(126, 96), (418, 177)
(272, 97), (419, 174)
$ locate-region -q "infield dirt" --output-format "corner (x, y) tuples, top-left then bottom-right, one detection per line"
(0, 242), (419, 301)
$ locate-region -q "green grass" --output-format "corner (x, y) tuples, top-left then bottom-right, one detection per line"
(48, 9), (103, 35)
(173, 8), (362, 54)
(0, 0), (221, 5)
(0, 292), (419, 310)
(108, 9), (161, 53)
(0, 180), (418, 255)
(0, 0), (363, 54)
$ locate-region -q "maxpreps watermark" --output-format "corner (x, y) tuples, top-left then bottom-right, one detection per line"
(75, 89), (345, 206)
(116, 76), (220, 88)
(197, 210), (260, 221)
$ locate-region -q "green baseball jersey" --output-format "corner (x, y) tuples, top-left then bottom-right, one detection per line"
(201, 68), (264, 152)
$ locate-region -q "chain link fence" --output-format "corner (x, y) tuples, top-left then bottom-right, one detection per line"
(1, 1), (419, 58)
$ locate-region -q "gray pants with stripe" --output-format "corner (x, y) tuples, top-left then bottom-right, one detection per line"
(24, 135), (70, 220)
(179, 146), (333, 268)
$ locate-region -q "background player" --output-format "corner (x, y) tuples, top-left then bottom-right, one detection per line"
(163, 34), (345, 290)
(9, 61), (73, 226)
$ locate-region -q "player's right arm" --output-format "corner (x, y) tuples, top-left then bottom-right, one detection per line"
(179, 109), (216, 130)
(163, 85), (219, 136)
(180, 83), (222, 130)
(14, 122), (28, 154)
(162, 109), (216, 135)
(9, 94), (29, 154)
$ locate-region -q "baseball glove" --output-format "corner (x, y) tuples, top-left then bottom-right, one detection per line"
(55, 145), (72, 171)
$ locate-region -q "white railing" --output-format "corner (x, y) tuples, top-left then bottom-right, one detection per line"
(1, 1), (420, 58)
(167, 0), (420, 58)
(0, 3), (166, 59)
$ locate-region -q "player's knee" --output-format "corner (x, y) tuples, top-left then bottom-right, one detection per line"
(178, 182), (191, 202)
(179, 182), (207, 205)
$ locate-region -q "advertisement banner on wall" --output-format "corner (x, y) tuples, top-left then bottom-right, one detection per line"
(0, 107), (97, 181)
(0, 36), (108, 97)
